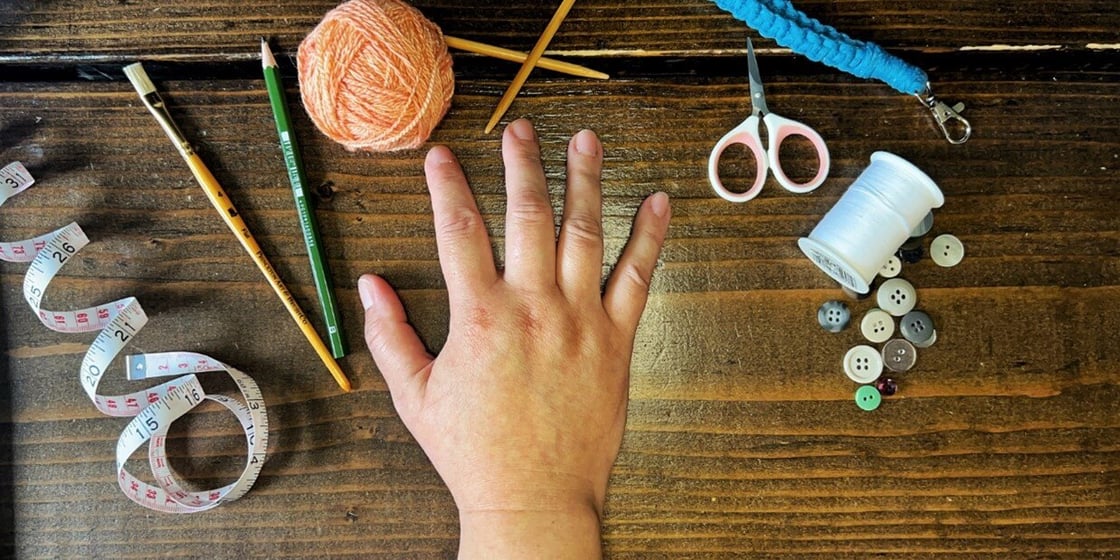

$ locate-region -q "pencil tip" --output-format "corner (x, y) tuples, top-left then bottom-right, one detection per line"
(260, 39), (277, 68)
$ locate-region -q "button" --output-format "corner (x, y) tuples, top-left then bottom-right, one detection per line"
(817, 300), (850, 333)
(931, 234), (964, 267)
(876, 377), (898, 396)
(910, 211), (934, 238)
(876, 278), (917, 317)
(900, 310), (935, 344)
(860, 308), (895, 343)
(881, 339), (917, 372)
(855, 385), (882, 411)
(879, 255), (902, 278)
(896, 237), (923, 264)
(913, 329), (938, 348)
(843, 344), (883, 383)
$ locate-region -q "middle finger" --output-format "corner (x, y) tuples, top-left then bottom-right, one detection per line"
(502, 119), (557, 288)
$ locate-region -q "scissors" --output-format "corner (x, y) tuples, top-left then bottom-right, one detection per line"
(708, 38), (831, 203)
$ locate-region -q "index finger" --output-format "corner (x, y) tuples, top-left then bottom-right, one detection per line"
(425, 146), (499, 299)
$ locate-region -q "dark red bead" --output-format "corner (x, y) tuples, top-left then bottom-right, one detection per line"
(876, 378), (898, 396)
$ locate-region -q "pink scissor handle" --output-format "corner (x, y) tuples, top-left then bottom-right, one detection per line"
(708, 115), (768, 203)
(763, 113), (830, 194)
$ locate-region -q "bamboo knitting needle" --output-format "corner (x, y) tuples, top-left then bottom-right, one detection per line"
(444, 35), (607, 80)
(484, 0), (579, 134)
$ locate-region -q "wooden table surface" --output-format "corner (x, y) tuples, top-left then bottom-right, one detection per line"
(2, 1), (1118, 558)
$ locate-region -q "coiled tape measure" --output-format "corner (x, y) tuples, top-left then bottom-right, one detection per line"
(2, 160), (268, 513)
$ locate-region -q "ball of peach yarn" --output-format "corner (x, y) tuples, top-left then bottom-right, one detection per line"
(298, 0), (454, 152)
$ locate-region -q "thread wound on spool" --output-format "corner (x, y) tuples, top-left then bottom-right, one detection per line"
(798, 152), (943, 293)
(298, 0), (455, 152)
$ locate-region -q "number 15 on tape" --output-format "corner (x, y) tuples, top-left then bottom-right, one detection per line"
(3, 161), (269, 513)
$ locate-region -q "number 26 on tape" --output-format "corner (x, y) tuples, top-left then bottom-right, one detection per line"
(2, 161), (269, 513)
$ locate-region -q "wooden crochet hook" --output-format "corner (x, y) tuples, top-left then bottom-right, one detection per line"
(444, 35), (607, 80)
(484, 0), (578, 133)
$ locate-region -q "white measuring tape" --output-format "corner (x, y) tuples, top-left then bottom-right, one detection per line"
(2, 161), (268, 513)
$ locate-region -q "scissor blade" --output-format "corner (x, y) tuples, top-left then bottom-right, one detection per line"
(746, 38), (769, 115)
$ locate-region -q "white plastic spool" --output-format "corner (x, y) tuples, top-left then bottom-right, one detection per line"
(798, 152), (943, 294)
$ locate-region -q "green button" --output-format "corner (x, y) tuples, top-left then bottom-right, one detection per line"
(855, 385), (882, 411)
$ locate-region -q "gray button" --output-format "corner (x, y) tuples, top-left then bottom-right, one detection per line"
(881, 339), (917, 372)
(913, 329), (938, 348)
(900, 310), (935, 344)
(910, 211), (935, 238)
(817, 300), (850, 333)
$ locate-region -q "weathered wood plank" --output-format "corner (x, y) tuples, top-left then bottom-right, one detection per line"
(0, 73), (1116, 295)
(2, 0), (1118, 64)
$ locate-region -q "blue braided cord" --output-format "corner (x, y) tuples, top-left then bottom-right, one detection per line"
(712, 0), (927, 95)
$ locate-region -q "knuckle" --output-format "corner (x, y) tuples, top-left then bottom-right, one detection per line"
(512, 147), (543, 168)
(363, 317), (392, 357)
(436, 207), (484, 240)
(620, 261), (652, 292)
(508, 196), (553, 226)
(562, 214), (602, 245)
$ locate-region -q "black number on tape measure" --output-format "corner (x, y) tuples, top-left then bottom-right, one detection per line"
(29, 285), (42, 297)
(51, 250), (67, 264)
(4, 177), (16, 187)
(61, 242), (75, 254)
(145, 416), (159, 432)
(114, 329), (130, 343)
(184, 387), (201, 405)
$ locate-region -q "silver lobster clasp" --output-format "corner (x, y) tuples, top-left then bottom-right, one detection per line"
(916, 83), (971, 145)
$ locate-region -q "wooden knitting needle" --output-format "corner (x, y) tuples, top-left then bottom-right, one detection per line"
(444, 35), (607, 80)
(484, 0), (579, 133)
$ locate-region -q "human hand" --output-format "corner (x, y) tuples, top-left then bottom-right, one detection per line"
(359, 119), (670, 557)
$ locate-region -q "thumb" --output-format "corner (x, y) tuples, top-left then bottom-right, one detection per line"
(359, 274), (434, 398)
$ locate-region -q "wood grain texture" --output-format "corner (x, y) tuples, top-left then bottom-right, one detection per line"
(1, 0), (1118, 64)
(2, 0), (1119, 558)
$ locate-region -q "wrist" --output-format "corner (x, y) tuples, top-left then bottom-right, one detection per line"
(448, 467), (607, 517)
(458, 504), (603, 560)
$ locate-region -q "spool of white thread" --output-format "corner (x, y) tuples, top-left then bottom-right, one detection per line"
(798, 152), (943, 294)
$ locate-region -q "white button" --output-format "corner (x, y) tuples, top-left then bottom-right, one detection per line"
(876, 278), (917, 317)
(879, 255), (902, 278)
(860, 308), (895, 343)
(843, 345), (883, 383)
(931, 234), (964, 267)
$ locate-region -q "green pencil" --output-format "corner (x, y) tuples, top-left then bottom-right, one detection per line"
(261, 39), (346, 358)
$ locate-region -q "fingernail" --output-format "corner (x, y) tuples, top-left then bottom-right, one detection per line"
(427, 145), (456, 166)
(573, 129), (599, 156)
(509, 118), (535, 141)
(650, 192), (670, 218)
(358, 275), (376, 310)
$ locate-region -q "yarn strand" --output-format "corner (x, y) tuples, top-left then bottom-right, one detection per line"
(711, 0), (927, 95)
